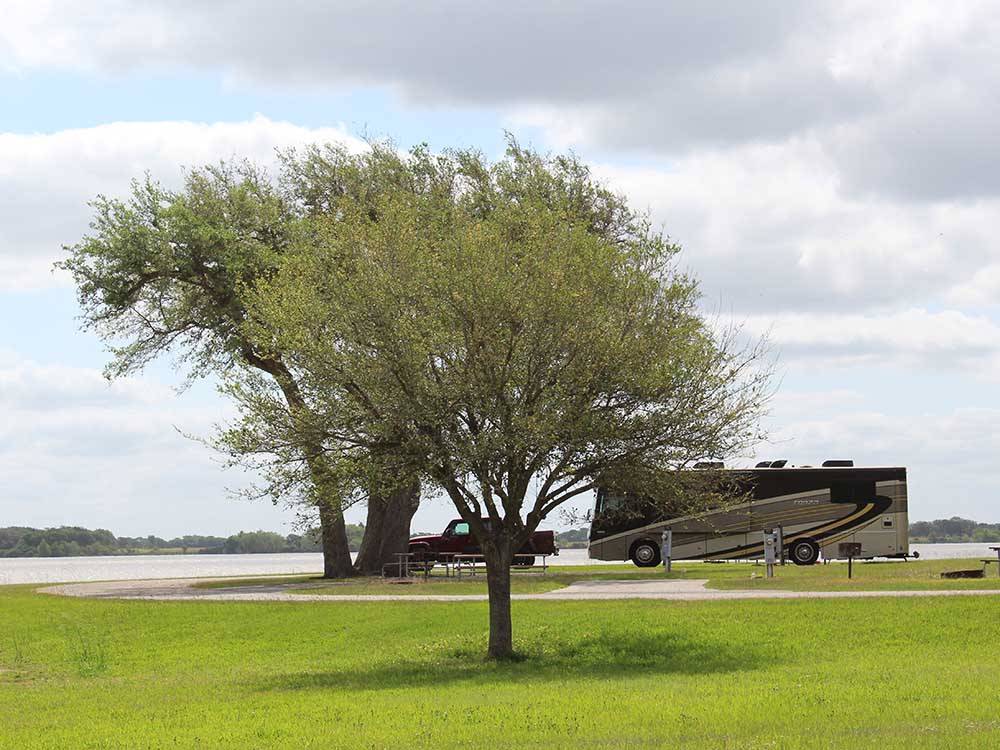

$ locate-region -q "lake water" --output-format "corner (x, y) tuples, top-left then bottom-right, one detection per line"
(0, 543), (994, 585)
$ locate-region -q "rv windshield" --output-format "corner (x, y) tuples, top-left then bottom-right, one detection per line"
(595, 490), (627, 515)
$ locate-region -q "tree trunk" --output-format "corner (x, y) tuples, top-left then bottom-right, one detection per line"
(243, 353), (355, 580)
(484, 543), (515, 660)
(318, 502), (354, 579)
(304, 450), (354, 579)
(353, 495), (386, 575)
(353, 481), (420, 575)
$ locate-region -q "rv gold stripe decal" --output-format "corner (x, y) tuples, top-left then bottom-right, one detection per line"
(705, 502), (879, 560)
(785, 503), (876, 542)
(591, 487), (848, 547)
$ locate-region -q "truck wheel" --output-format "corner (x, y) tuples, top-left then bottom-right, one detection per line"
(514, 556), (535, 567)
(630, 540), (661, 568)
(790, 539), (819, 566)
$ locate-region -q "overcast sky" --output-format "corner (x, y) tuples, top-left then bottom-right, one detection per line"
(2, 1), (1000, 536)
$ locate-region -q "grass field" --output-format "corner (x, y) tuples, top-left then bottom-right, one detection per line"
(190, 557), (1000, 596)
(2, 562), (999, 748)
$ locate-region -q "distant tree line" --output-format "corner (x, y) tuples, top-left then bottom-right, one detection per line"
(909, 517), (1000, 543)
(5, 518), (994, 557)
(0, 524), (367, 558)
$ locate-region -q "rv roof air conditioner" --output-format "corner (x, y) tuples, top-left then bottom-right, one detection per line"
(822, 459), (854, 467)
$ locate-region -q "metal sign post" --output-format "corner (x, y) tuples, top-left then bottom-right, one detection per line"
(839, 542), (862, 580)
(661, 529), (673, 573)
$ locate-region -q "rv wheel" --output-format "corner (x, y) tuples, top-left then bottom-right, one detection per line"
(630, 540), (662, 568)
(790, 539), (820, 566)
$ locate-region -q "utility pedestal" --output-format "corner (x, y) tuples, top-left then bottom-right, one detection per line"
(661, 529), (673, 573)
(763, 530), (778, 578)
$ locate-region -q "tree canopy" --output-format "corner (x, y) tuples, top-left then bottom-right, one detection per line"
(59, 157), (418, 577)
(239, 139), (771, 658)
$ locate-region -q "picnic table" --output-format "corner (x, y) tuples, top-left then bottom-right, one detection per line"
(982, 546), (1000, 578)
(453, 554), (551, 578)
(383, 552), (553, 579)
(385, 552), (432, 579)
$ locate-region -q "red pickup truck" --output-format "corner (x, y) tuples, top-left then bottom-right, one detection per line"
(408, 519), (558, 567)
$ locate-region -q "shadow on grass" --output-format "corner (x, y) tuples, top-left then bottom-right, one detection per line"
(258, 629), (772, 693)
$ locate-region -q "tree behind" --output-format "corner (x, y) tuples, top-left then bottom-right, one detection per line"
(58, 164), (359, 576)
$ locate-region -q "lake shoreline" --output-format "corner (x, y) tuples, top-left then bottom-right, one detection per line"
(1, 543), (995, 585)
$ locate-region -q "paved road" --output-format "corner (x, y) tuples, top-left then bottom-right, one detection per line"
(39, 577), (1000, 603)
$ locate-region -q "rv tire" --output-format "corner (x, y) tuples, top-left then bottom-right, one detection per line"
(630, 540), (662, 568)
(790, 539), (820, 566)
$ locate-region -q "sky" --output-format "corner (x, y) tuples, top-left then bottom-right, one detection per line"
(2, 0), (1000, 537)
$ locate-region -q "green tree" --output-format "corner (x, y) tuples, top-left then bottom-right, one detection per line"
(59, 164), (360, 577)
(61, 155), (432, 577)
(249, 141), (771, 658)
(223, 530), (287, 554)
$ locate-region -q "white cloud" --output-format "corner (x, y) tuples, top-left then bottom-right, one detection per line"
(757, 403), (1000, 520)
(742, 309), (1000, 376)
(508, 2), (1000, 202)
(1, 2), (813, 98)
(947, 264), (1000, 308)
(0, 352), (290, 535)
(0, 116), (363, 291)
(3, 2), (999, 203)
(592, 143), (1000, 316)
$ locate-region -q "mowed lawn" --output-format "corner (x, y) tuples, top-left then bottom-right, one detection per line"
(697, 557), (1000, 591)
(1, 577), (999, 749)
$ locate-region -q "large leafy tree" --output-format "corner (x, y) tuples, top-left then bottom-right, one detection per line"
(59, 162), (378, 578)
(248, 142), (771, 658)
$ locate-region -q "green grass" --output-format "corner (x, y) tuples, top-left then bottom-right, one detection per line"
(1, 567), (999, 748)
(696, 557), (1000, 591)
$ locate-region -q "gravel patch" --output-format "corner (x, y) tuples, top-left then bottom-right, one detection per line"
(38, 577), (1000, 603)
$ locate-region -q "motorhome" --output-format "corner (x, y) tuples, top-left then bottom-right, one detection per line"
(588, 461), (910, 567)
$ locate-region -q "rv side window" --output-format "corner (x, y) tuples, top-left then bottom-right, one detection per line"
(830, 481), (876, 503)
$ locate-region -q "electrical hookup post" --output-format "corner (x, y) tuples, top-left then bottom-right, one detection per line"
(763, 529), (778, 578)
(661, 529), (672, 573)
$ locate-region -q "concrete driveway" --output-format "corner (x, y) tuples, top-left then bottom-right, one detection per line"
(39, 576), (1000, 603)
